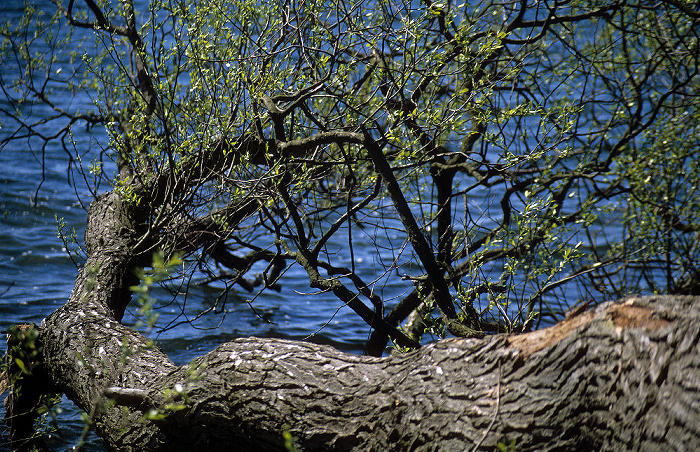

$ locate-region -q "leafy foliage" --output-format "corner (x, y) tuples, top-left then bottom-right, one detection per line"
(2, 0), (699, 353)
(2, 324), (62, 447)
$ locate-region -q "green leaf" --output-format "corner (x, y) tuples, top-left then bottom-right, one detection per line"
(14, 358), (26, 373)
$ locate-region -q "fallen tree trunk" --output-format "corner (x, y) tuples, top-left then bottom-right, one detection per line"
(35, 294), (700, 451)
(5, 192), (700, 451)
(140, 294), (700, 452)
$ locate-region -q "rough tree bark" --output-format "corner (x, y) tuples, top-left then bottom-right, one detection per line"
(5, 191), (700, 451)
